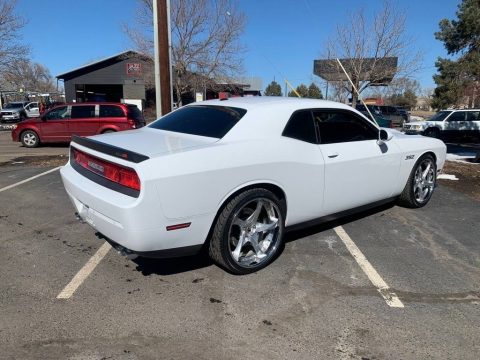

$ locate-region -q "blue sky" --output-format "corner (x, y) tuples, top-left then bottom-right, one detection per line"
(17, 0), (460, 92)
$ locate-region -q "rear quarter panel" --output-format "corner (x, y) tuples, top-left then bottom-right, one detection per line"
(143, 137), (326, 227)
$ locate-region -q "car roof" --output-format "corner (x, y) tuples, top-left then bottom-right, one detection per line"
(192, 96), (354, 112)
(62, 102), (127, 106)
(189, 96), (377, 141)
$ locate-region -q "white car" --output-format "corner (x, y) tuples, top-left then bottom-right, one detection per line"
(60, 97), (446, 274)
(404, 109), (480, 141)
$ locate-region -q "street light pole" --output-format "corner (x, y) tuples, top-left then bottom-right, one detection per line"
(153, 0), (172, 117)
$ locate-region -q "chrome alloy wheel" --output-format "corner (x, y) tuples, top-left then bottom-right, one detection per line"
(23, 132), (37, 147)
(413, 157), (435, 203)
(228, 198), (281, 268)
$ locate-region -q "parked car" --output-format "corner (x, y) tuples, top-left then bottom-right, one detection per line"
(404, 109), (480, 141)
(395, 106), (411, 123)
(355, 106), (393, 128)
(0, 101), (39, 123)
(11, 102), (145, 148)
(356, 105), (409, 127)
(372, 114), (394, 128)
(60, 97), (446, 274)
(356, 104), (382, 116)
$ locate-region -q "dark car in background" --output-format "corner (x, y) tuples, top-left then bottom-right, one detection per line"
(356, 104), (409, 127)
(12, 102), (146, 148)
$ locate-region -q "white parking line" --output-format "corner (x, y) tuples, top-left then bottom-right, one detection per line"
(0, 166), (62, 193)
(57, 242), (111, 299)
(334, 226), (405, 308)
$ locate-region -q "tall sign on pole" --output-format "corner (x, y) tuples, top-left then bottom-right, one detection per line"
(153, 0), (173, 117)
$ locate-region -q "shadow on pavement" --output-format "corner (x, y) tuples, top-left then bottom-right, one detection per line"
(131, 201), (396, 276)
(285, 201), (396, 243)
(132, 252), (213, 276)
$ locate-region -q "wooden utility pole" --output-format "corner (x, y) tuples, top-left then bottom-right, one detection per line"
(153, 0), (172, 116)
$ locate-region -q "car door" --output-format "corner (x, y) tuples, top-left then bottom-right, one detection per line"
(41, 106), (70, 141)
(464, 111), (480, 139)
(444, 111), (467, 140)
(67, 105), (99, 137)
(313, 109), (402, 215)
(25, 102), (40, 117)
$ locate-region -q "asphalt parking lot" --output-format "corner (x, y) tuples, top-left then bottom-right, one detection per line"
(0, 135), (479, 359)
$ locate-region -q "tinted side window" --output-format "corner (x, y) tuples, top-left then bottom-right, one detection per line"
(313, 110), (377, 144)
(71, 105), (96, 119)
(45, 106), (69, 120)
(127, 105), (144, 123)
(100, 105), (125, 118)
(282, 110), (317, 143)
(149, 105), (246, 138)
(448, 111), (466, 121)
(466, 111), (480, 121)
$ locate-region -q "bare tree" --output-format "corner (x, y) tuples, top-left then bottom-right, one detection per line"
(124, 0), (246, 106)
(323, 1), (422, 107)
(365, 77), (420, 99)
(3, 59), (56, 93)
(0, 0), (29, 74)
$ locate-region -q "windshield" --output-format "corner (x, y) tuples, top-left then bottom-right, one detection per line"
(428, 111), (452, 121)
(4, 102), (24, 109)
(149, 105), (247, 138)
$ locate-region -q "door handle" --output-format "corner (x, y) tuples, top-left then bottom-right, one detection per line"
(327, 152), (339, 158)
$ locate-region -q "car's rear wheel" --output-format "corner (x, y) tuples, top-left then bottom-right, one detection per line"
(209, 188), (285, 275)
(398, 154), (436, 208)
(102, 129), (115, 134)
(21, 130), (40, 148)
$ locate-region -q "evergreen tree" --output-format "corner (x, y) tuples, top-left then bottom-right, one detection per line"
(307, 83), (323, 99)
(264, 80), (282, 96)
(433, 0), (480, 108)
(288, 84), (309, 98)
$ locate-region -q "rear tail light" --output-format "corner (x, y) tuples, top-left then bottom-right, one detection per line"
(128, 119), (136, 128)
(72, 148), (140, 191)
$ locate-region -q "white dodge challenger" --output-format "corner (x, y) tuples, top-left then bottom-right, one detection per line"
(60, 97), (446, 274)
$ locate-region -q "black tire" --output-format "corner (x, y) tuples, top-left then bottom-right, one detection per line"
(21, 130), (40, 148)
(208, 188), (285, 275)
(102, 129), (115, 134)
(424, 127), (440, 138)
(398, 154), (437, 208)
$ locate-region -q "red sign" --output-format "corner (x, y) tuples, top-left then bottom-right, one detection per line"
(126, 63), (142, 76)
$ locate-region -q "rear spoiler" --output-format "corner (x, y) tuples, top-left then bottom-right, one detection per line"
(71, 135), (149, 163)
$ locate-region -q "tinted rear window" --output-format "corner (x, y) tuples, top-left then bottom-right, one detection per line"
(127, 105), (144, 123)
(149, 105), (247, 138)
(282, 110), (317, 143)
(71, 105), (95, 119)
(100, 105), (125, 118)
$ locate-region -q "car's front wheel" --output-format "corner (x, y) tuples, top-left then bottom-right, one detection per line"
(21, 130), (40, 148)
(398, 154), (437, 208)
(209, 188), (285, 275)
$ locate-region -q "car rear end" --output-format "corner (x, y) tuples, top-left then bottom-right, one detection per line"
(126, 104), (146, 128)
(60, 135), (201, 257)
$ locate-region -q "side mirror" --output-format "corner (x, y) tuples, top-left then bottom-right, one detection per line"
(377, 129), (393, 146)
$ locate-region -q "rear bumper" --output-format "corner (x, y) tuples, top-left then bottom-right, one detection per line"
(60, 163), (212, 254)
(96, 231), (203, 258)
(1, 116), (20, 123)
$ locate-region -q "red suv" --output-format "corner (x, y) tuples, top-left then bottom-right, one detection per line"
(12, 102), (146, 148)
